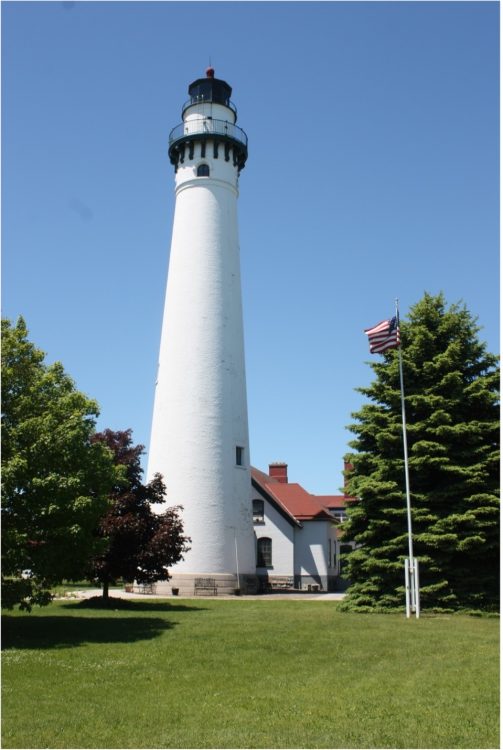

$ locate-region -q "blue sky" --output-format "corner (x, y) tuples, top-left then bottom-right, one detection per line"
(2, 1), (499, 494)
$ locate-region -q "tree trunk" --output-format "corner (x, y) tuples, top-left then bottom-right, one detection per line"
(102, 577), (109, 602)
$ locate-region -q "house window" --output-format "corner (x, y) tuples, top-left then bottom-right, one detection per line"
(197, 163), (210, 177)
(236, 446), (244, 466)
(253, 499), (264, 523)
(257, 537), (272, 568)
(331, 509), (347, 523)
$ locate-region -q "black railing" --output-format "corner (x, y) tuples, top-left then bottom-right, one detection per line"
(169, 118), (248, 149)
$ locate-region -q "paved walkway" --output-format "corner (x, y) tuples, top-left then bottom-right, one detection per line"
(59, 588), (346, 602)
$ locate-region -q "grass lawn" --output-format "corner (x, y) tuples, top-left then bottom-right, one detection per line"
(2, 598), (499, 749)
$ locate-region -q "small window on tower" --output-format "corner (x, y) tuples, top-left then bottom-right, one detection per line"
(236, 446), (244, 466)
(197, 163), (210, 177)
(253, 499), (264, 523)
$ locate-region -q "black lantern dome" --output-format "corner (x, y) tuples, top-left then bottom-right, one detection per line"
(168, 68), (248, 173)
(182, 67), (234, 116)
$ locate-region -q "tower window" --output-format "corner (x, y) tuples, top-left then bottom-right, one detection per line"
(253, 499), (264, 523)
(257, 537), (272, 568)
(197, 163), (210, 177)
(236, 446), (244, 466)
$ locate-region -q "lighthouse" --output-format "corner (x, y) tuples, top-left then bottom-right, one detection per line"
(147, 68), (256, 595)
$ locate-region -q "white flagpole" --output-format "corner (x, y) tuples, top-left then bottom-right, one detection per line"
(395, 299), (419, 618)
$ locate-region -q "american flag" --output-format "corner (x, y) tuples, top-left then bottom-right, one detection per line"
(364, 316), (400, 354)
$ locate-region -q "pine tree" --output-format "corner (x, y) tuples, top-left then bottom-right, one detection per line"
(341, 293), (499, 612)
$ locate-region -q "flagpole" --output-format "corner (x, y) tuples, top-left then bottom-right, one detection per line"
(395, 298), (419, 618)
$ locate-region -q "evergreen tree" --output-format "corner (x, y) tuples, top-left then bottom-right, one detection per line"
(341, 293), (499, 612)
(1, 317), (117, 610)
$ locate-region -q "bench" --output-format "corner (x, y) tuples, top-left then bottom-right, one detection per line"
(267, 576), (294, 590)
(132, 582), (157, 595)
(194, 577), (217, 596)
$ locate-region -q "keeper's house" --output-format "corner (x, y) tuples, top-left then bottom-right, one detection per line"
(251, 462), (355, 592)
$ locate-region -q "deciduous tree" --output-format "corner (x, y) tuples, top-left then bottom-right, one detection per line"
(1, 317), (117, 610)
(89, 429), (190, 600)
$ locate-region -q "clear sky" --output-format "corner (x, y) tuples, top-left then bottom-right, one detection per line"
(2, 1), (499, 494)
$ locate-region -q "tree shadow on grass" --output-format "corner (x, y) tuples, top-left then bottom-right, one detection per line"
(2, 614), (176, 650)
(64, 596), (209, 614)
(2, 600), (207, 651)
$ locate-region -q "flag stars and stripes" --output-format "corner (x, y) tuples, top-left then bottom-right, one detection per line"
(364, 316), (400, 354)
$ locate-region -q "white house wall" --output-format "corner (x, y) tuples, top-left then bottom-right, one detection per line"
(294, 521), (339, 591)
(252, 492), (295, 577)
(252, 487), (341, 590)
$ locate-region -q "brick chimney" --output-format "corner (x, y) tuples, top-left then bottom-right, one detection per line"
(269, 462), (288, 483)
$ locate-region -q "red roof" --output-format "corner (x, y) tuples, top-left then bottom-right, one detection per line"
(251, 467), (343, 523)
(316, 494), (347, 510)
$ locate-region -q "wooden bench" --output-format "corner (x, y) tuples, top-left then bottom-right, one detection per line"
(194, 577), (217, 596)
(132, 582), (157, 595)
(267, 576), (294, 590)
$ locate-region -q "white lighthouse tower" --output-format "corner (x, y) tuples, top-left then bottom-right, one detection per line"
(147, 68), (256, 595)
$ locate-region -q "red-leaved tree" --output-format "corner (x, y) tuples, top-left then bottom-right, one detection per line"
(89, 429), (190, 600)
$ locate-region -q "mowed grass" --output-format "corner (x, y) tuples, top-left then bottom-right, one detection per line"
(2, 598), (499, 749)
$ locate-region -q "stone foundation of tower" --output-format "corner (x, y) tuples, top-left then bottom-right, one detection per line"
(157, 573), (259, 597)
